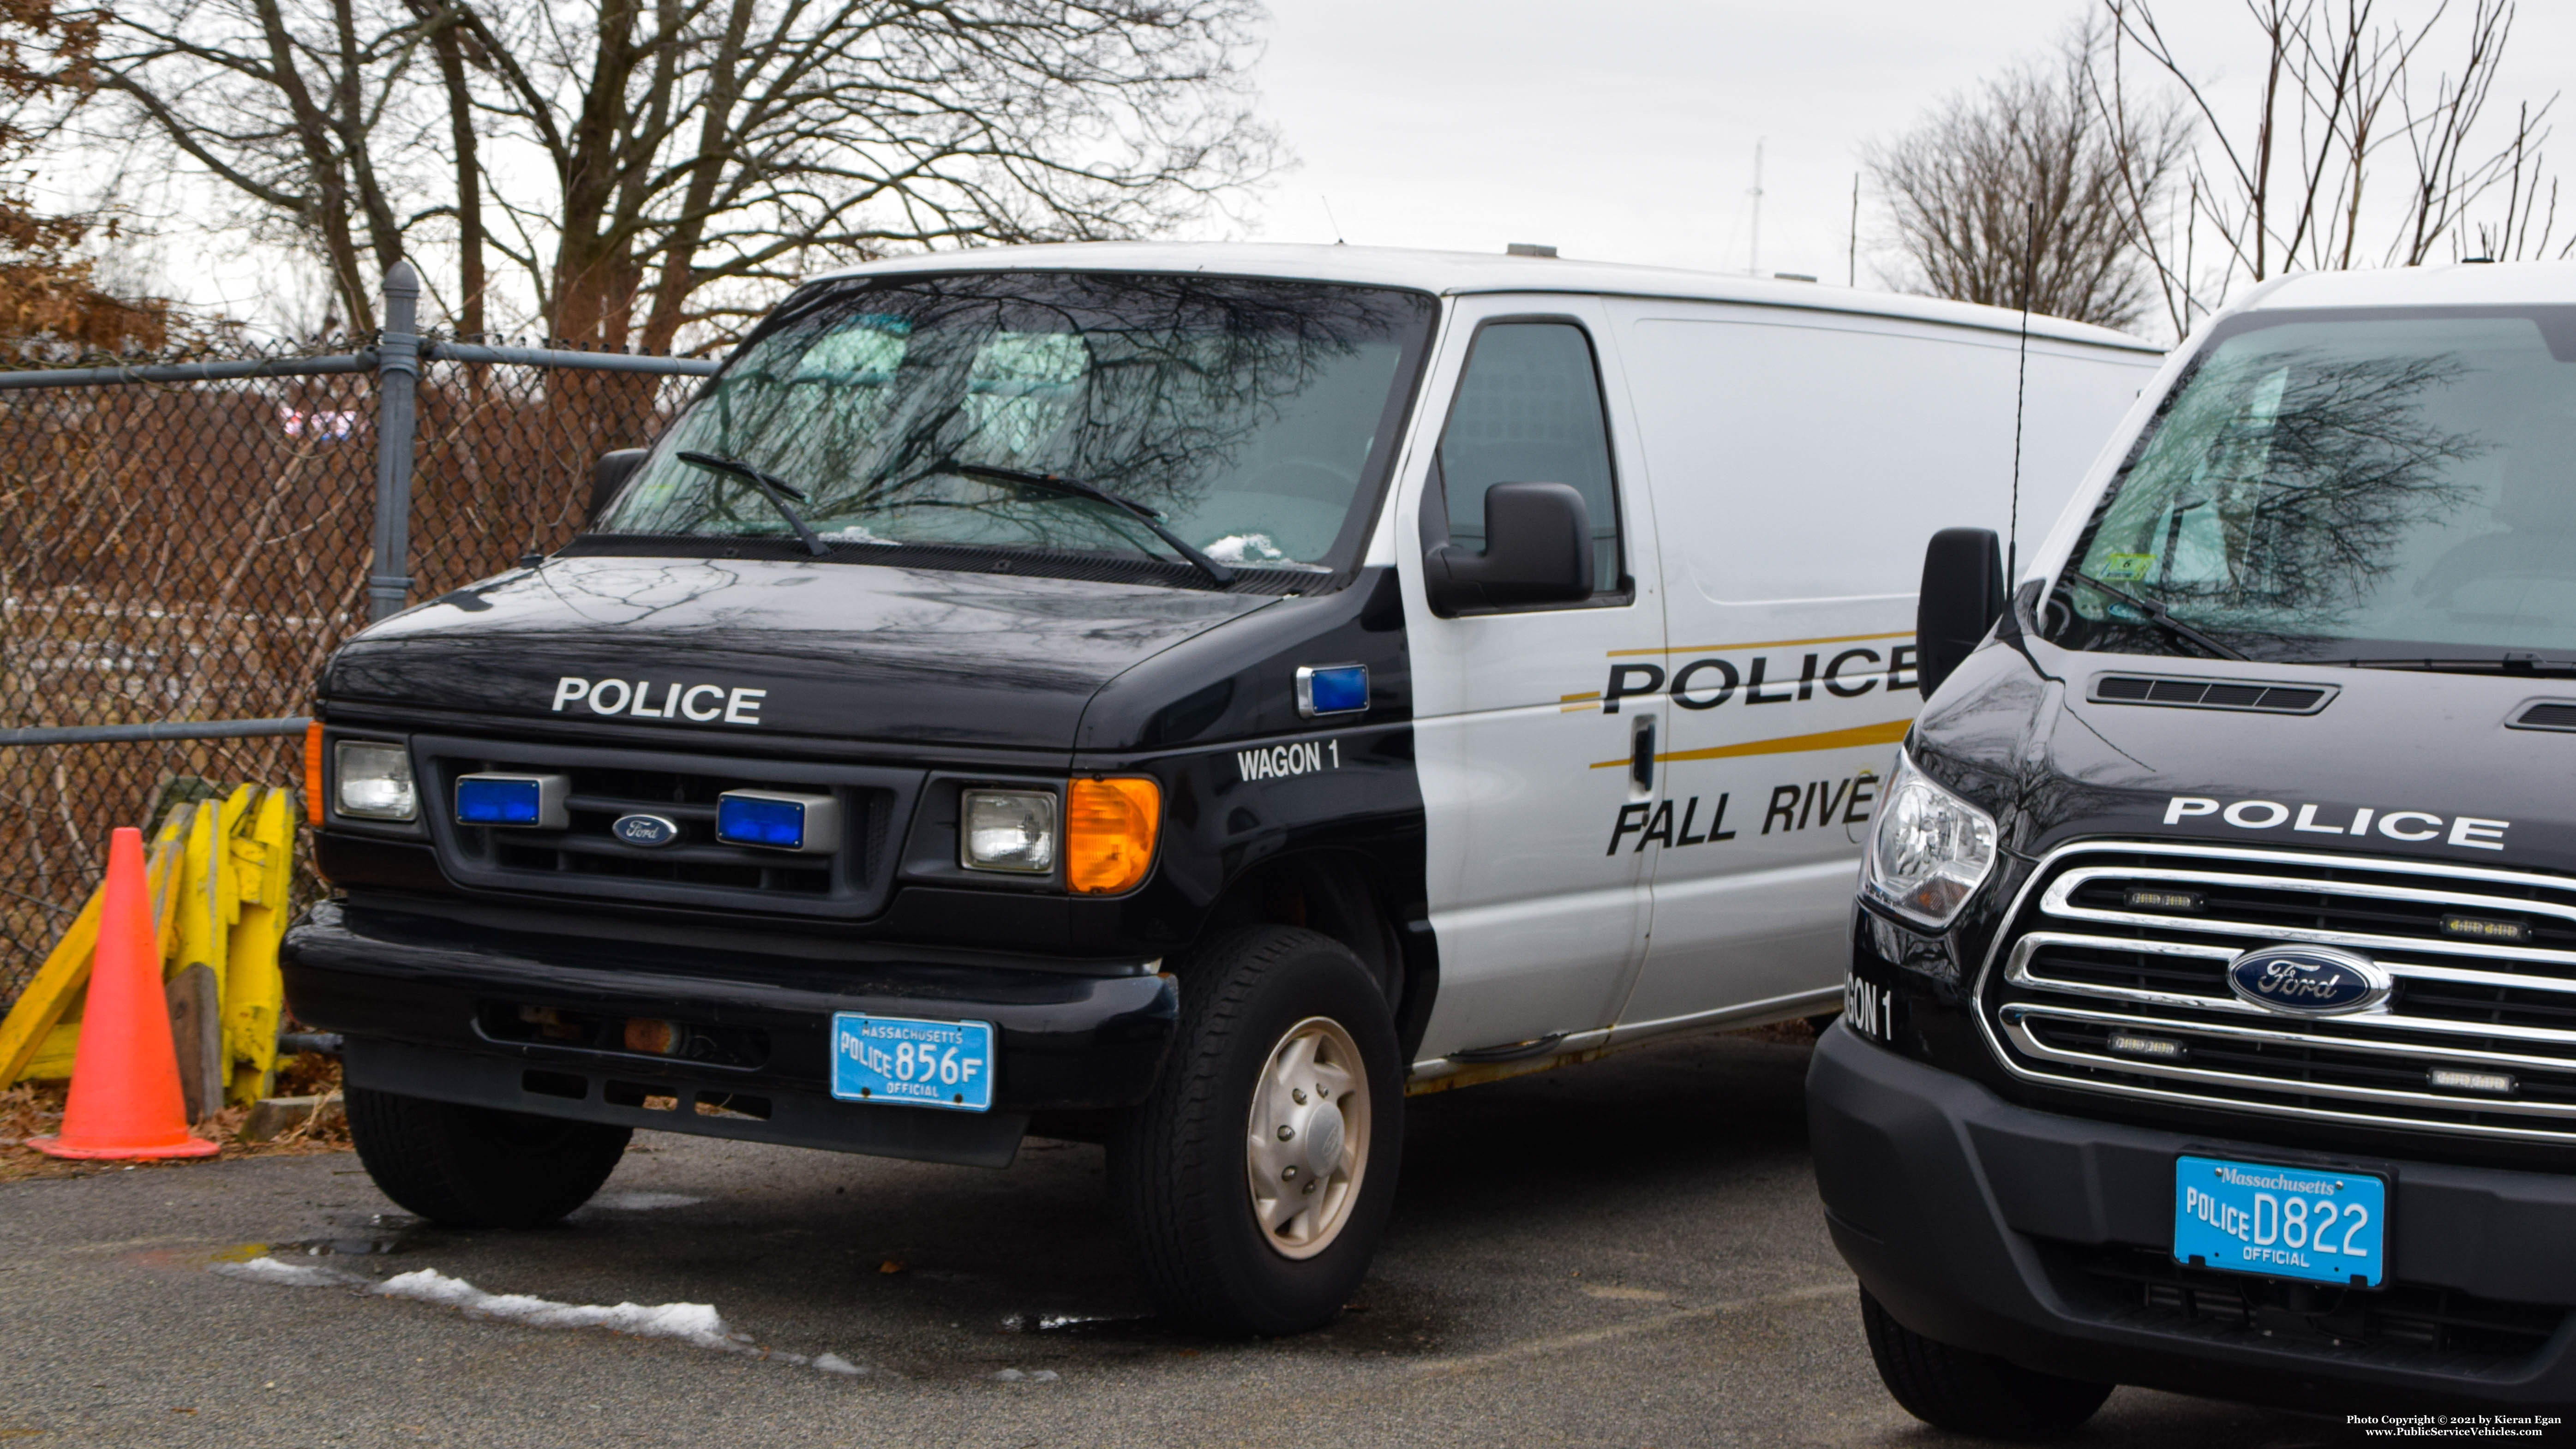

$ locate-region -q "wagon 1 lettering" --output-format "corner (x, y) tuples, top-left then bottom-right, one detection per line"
(1236, 738), (1341, 782)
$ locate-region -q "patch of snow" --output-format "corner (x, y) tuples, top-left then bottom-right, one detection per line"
(217, 1258), (864, 1375)
(374, 1268), (740, 1353)
(211, 1257), (366, 1288)
(1202, 533), (1288, 564)
(585, 1192), (706, 1211)
(1006, 1311), (1132, 1332)
(991, 1368), (1060, 1383)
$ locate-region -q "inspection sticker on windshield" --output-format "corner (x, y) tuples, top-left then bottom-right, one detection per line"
(2173, 1155), (2384, 1287)
(830, 1013), (994, 1113)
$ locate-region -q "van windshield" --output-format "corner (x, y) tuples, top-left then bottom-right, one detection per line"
(2046, 307), (2576, 668)
(599, 272), (1436, 580)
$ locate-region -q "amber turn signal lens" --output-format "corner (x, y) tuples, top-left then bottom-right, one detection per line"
(1065, 777), (1161, 895)
(303, 721), (325, 826)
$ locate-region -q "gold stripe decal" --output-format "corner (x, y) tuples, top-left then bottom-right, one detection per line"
(1588, 718), (1911, 770)
(1604, 629), (1914, 659)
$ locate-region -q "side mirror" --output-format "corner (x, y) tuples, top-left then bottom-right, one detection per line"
(586, 448), (649, 528)
(1916, 527), (2007, 699)
(1425, 480), (1594, 615)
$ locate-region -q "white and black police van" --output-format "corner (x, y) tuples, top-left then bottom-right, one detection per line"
(282, 243), (2156, 1333)
(1819, 260), (2576, 1430)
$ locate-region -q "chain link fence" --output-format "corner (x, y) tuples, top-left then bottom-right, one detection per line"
(0, 264), (720, 1011)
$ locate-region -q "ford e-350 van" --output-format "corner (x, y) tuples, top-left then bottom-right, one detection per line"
(1816, 262), (2576, 1428)
(281, 243), (2156, 1332)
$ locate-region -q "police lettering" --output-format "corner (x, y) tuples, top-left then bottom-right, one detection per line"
(551, 675), (765, 726)
(2163, 796), (2508, 851)
(1607, 795), (1735, 854)
(1606, 771), (1881, 853)
(1602, 646), (1918, 713)
(1763, 774), (1880, 835)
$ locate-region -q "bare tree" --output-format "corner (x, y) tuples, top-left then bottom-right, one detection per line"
(1868, 23), (2189, 332)
(0, 0), (176, 349)
(2104, 0), (2570, 336)
(74, 0), (1279, 347)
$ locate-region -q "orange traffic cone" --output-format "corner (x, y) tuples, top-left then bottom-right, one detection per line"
(31, 827), (219, 1160)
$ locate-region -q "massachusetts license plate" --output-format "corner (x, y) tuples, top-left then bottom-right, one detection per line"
(829, 1013), (994, 1113)
(2173, 1155), (2386, 1287)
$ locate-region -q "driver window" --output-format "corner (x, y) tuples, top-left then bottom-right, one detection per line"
(1437, 321), (1623, 592)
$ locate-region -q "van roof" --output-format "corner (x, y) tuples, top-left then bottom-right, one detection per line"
(807, 241), (2164, 354)
(2234, 259), (2576, 313)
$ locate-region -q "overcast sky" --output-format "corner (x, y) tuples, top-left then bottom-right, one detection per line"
(1231, 0), (2576, 307)
(123, 0), (2576, 333)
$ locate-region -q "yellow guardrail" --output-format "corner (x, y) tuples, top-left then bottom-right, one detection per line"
(0, 784), (296, 1108)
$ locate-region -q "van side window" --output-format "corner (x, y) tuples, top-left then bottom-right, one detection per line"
(1437, 321), (1622, 593)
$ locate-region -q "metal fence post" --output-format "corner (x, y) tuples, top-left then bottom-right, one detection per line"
(368, 262), (422, 621)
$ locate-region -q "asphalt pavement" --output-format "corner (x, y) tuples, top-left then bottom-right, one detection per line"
(1, 1030), (2347, 1447)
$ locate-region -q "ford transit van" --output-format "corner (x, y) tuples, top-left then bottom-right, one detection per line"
(281, 243), (2157, 1333)
(1817, 261), (2576, 1428)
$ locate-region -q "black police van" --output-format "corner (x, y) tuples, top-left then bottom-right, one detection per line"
(280, 241), (2155, 1335)
(1817, 262), (2576, 1430)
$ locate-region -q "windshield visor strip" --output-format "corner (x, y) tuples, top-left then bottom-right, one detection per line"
(590, 273), (1439, 586)
(2045, 305), (2576, 668)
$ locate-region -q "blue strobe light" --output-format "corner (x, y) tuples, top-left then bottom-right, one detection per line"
(455, 773), (567, 828)
(715, 790), (840, 853)
(1296, 664), (1369, 718)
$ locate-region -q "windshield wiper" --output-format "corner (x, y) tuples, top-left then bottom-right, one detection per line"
(677, 451), (829, 557)
(945, 461), (1234, 587)
(2062, 572), (2247, 661)
(2320, 655), (2576, 676)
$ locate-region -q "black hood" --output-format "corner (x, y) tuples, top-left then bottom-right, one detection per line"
(323, 556), (1277, 752)
(1916, 633), (2576, 870)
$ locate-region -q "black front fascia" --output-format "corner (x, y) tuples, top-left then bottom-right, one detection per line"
(1854, 620), (2576, 1174)
(311, 567), (1426, 974)
(284, 898), (1177, 1119)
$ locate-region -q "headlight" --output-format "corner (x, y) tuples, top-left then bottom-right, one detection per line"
(962, 789), (1058, 874)
(334, 740), (417, 820)
(1862, 750), (1997, 928)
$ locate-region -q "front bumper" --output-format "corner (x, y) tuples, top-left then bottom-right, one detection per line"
(282, 898), (1178, 1168)
(1809, 1023), (2576, 1412)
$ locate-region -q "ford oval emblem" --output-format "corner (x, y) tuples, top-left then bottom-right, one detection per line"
(612, 813), (681, 849)
(2225, 944), (2392, 1016)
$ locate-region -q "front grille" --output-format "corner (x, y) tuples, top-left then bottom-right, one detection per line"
(416, 733), (921, 919)
(1983, 840), (2576, 1143)
(2046, 1243), (2563, 1371)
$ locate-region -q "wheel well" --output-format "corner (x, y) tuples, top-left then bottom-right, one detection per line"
(1196, 853), (1420, 1022)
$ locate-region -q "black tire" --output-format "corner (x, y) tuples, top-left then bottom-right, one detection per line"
(1109, 925), (1403, 1335)
(345, 1086), (632, 1229)
(1860, 1289), (2113, 1439)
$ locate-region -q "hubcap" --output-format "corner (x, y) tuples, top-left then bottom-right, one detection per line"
(1244, 1016), (1370, 1260)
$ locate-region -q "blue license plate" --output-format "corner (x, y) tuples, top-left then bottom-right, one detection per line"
(2174, 1155), (2386, 1287)
(829, 1013), (994, 1113)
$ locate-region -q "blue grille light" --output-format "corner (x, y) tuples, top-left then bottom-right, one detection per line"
(717, 795), (804, 848)
(454, 773), (567, 828)
(715, 790), (840, 853)
(1297, 664), (1369, 718)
